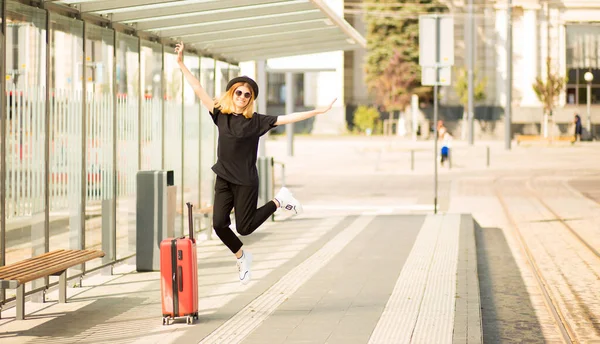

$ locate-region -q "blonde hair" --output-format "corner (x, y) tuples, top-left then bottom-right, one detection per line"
(214, 82), (255, 119)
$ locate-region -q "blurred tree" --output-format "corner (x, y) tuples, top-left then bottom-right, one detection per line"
(353, 105), (381, 134)
(364, 0), (447, 116)
(454, 67), (487, 139)
(532, 57), (567, 138)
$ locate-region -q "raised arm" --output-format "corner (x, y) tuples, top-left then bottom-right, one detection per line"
(175, 42), (214, 111)
(274, 98), (337, 126)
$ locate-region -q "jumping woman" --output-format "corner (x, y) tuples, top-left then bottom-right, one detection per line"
(175, 42), (336, 285)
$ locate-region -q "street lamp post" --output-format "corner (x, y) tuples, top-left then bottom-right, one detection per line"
(584, 71), (593, 134)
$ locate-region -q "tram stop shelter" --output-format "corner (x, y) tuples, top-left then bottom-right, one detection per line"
(47, 0), (366, 63)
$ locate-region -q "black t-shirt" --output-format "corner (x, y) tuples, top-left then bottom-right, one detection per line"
(210, 107), (278, 185)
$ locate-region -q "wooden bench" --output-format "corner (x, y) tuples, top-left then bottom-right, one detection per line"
(516, 134), (575, 144)
(0, 249), (104, 320)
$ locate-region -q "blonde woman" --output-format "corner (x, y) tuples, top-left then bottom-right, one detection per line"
(175, 42), (336, 285)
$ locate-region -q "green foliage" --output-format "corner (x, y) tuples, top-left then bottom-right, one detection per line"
(532, 58), (567, 116)
(454, 67), (487, 107)
(353, 105), (381, 133)
(365, 0), (447, 111)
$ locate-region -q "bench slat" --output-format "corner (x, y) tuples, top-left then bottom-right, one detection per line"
(7, 251), (104, 284)
(0, 250), (67, 275)
(0, 250), (85, 280)
(0, 250), (104, 285)
(12, 253), (104, 284)
(4, 251), (86, 280)
(6, 250), (103, 281)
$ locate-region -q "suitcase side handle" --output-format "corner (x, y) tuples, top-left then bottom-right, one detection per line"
(177, 266), (183, 292)
(186, 202), (194, 241)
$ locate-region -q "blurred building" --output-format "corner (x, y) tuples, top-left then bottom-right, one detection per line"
(342, 0), (600, 138)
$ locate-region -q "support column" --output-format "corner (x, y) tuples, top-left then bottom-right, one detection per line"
(495, 6), (508, 108)
(521, 7), (540, 106)
(256, 60), (267, 157)
(285, 72), (294, 157)
(16, 285), (24, 320)
(506, 0), (513, 150)
(58, 271), (67, 303)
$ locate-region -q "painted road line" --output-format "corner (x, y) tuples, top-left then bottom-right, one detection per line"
(198, 215), (375, 344)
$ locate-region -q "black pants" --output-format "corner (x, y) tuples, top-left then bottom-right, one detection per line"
(213, 176), (277, 254)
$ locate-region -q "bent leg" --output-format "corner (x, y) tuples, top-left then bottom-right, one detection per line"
(213, 176), (242, 254)
(233, 184), (277, 236)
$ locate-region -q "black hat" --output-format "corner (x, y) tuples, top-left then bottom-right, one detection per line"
(226, 76), (259, 99)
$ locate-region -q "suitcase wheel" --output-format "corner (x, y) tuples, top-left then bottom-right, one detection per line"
(162, 317), (171, 326)
(186, 315), (194, 325)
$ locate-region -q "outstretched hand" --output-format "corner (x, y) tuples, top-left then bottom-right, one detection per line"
(317, 98), (337, 114)
(175, 41), (184, 63)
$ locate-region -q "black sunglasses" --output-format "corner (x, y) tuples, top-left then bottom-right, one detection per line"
(235, 90), (252, 99)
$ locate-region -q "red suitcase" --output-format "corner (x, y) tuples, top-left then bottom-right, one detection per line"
(160, 202), (199, 325)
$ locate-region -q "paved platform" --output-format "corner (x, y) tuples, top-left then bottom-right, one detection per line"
(1, 136), (600, 343)
(0, 212), (480, 344)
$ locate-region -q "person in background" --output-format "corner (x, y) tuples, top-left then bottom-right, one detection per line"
(439, 127), (453, 167)
(573, 113), (582, 142)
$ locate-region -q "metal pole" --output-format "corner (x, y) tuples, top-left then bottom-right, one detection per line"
(44, 7), (51, 289)
(111, 28), (118, 267)
(486, 145), (490, 167)
(505, 0), (513, 150)
(434, 83), (439, 215)
(587, 82), (592, 133)
(197, 57), (202, 208)
(433, 16), (440, 215)
(285, 72), (294, 157)
(411, 150), (415, 171)
(137, 38), (142, 171)
(161, 45), (165, 169)
(0, 0), (7, 307)
(467, 0), (475, 145)
(81, 22), (87, 267)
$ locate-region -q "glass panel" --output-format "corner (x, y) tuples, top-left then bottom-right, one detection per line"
(183, 53), (200, 216)
(5, 1), (47, 296)
(294, 73), (305, 106)
(567, 69), (577, 85)
(566, 25), (600, 69)
(566, 87), (576, 105)
(140, 41), (162, 170)
(216, 60), (229, 96)
(267, 73), (285, 105)
(199, 57), (215, 215)
(228, 64), (240, 80)
(84, 23), (114, 270)
(116, 33), (139, 259)
(48, 13), (84, 279)
(164, 48), (183, 236)
(578, 87), (588, 105)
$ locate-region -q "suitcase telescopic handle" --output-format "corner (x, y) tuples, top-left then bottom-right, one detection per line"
(186, 202), (194, 240)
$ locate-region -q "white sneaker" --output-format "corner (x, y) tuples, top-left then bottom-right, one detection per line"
(275, 187), (303, 215)
(237, 251), (252, 285)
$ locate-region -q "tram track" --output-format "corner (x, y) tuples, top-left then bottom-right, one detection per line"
(493, 173), (600, 344)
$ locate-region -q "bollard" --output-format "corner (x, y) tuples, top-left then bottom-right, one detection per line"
(448, 149), (452, 169)
(411, 150), (415, 171)
(486, 146), (490, 167)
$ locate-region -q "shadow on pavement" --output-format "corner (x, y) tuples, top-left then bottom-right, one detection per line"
(0, 297), (152, 343)
(475, 222), (546, 344)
